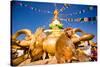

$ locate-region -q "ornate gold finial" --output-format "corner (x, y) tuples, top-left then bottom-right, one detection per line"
(53, 9), (59, 19)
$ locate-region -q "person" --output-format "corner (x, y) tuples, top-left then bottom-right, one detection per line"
(91, 44), (97, 61)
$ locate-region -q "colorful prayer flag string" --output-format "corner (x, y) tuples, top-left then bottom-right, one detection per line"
(60, 16), (97, 23)
(59, 6), (94, 17)
(15, 2), (52, 14)
(59, 4), (70, 13)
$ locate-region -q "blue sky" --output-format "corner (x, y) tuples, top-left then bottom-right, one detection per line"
(11, 1), (97, 42)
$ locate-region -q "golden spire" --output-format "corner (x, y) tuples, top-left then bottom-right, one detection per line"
(49, 9), (63, 29)
(53, 9), (59, 19)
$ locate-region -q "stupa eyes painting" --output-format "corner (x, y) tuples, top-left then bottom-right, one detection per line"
(11, 1), (97, 66)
